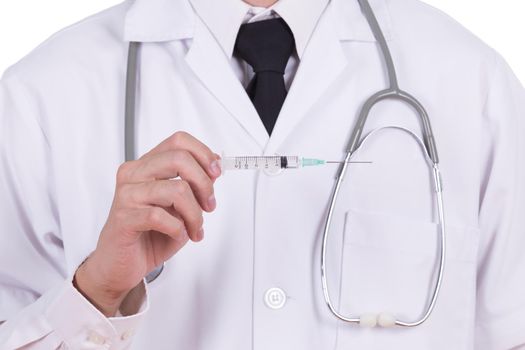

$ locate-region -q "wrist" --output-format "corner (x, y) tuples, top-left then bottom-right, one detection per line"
(73, 256), (129, 317)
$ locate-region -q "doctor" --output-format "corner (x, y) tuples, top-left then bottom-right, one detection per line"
(1, 0), (525, 348)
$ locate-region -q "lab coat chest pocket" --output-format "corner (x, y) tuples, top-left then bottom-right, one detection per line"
(336, 209), (480, 348)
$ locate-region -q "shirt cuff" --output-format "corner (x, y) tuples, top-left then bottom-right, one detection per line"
(45, 276), (149, 349)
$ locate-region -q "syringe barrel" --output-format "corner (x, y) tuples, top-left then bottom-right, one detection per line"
(283, 156), (300, 168)
(220, 157), (237, 172)
(220, 156), (300, 172)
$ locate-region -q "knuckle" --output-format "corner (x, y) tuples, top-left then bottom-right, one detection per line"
(174, 180), (191, 196)
(116, 161), (134, 183)
(146, 207), (163, 225)
(170, 131), (188, 148)
(116, 183), (135, 204)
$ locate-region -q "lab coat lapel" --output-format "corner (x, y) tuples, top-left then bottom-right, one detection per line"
(185, 20), (269, 150)
(265, 7), (348, 154)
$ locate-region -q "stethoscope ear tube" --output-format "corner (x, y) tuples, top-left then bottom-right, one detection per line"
(125, 41), (166, 284)
(125, 41), (139, 163)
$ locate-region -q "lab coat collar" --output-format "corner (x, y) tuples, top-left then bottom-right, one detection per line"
(123, 0), (195, 42)
(123, 0), (394, 150)
(186, 0), (251, 59)
(332, 0), (394, 42)
(123, 0), (393, 44)
(184, 16), (272, 149)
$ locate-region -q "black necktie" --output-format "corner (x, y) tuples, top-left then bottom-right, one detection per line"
(234, 18), (295, 135)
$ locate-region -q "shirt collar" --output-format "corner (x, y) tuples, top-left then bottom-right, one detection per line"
(123, 0), (393, 45)
(187, 0), (329, 59)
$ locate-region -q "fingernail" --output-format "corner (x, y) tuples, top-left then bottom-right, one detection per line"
(210, 160), (222, 177)
(208, 194), (216, 210)
(198, 227), (204, 240)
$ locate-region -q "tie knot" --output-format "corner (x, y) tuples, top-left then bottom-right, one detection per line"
(234, 18), (295, 74)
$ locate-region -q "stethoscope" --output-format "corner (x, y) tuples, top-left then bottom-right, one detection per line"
(123, 0), (446, 328)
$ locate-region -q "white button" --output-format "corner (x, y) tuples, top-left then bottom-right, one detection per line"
(264, 287), (287, 309)
(263, 166), (283, 176)
(262, 154), (285, 176)
(86, 331), (107, 345)
(121, 330), (134, 341)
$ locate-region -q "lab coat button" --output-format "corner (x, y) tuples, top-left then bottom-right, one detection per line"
(264, 287), (287, 309)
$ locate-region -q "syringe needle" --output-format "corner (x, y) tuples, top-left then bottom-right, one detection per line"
(324, 161), (373, 164)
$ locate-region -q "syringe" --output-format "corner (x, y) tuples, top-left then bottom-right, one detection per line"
(220, 156), (371, 173)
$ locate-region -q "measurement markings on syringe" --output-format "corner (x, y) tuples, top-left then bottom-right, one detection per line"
(223, 155), (371, 172)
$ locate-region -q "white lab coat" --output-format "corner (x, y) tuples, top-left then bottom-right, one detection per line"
(1, 0), (525, 349)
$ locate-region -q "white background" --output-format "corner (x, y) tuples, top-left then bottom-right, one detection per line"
(0, 0), (524, 84)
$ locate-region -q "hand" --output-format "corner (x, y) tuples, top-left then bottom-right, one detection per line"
(74, 131), (221, 316)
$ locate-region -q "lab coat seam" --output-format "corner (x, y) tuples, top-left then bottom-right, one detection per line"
(0, 75), (51, 150)
(476, 51), (504, 234)
(0, 75), (64, 254)
(475, 53), (524, 347)
(503, 56), (523, 326)
(123, 31), (195, 43)
(123, 7), (195, 43)
(478, 53), (519, 242)
(480, 50), (502, 121)
(0, 76), (64, 249)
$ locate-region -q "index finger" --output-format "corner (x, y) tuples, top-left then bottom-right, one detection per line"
(139, 131), (221, 179)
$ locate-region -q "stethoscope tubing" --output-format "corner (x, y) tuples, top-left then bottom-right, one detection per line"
(320, 0), (446, 328)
